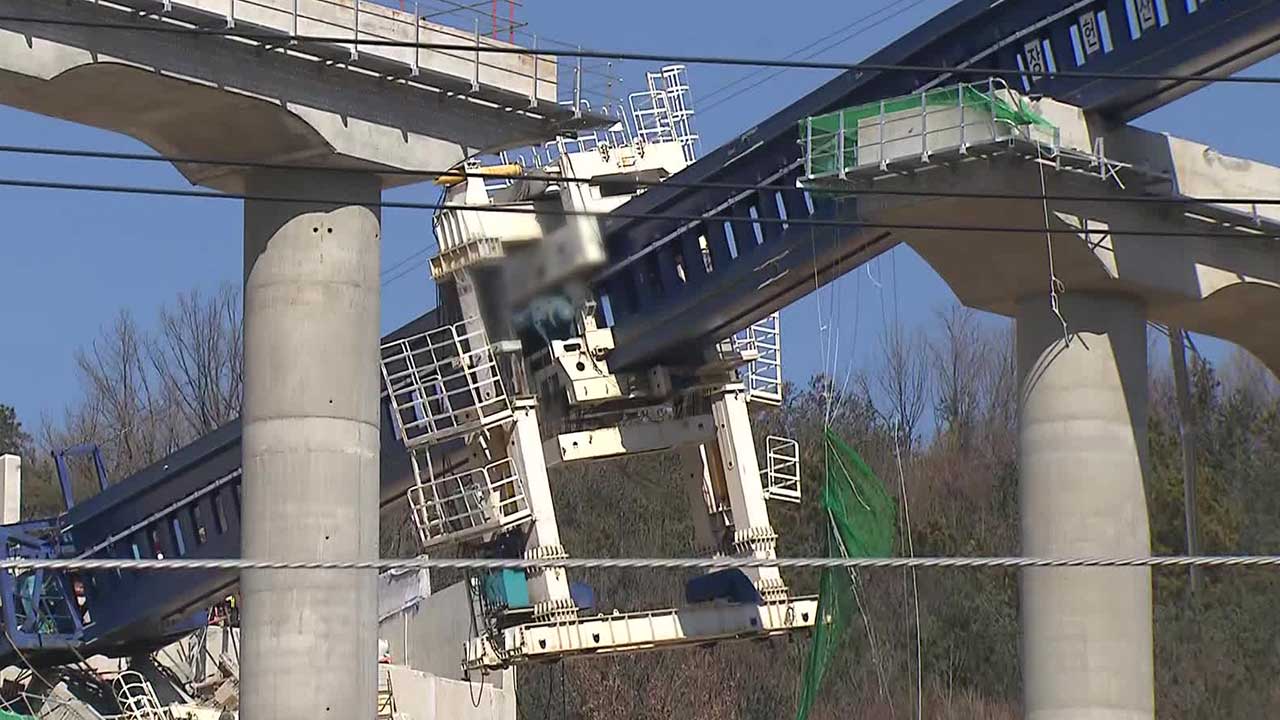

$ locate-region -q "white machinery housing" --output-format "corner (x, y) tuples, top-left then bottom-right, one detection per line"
(380, 66), (811, 674)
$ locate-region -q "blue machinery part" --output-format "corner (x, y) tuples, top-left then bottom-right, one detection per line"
(685, 569), (764, 606)
(0, 519), (82, 658)
(5, 0), (1280, 668)
(482, 570), (532, 613)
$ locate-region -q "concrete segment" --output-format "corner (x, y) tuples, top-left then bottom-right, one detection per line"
(240, 169), (381, 720)
(1017, 292), (1154, 720)
(380, 663), (515, 720)
(378, 579), (509, 689)
(0, 0), (581, 192)
(854, 144), (1280, 375)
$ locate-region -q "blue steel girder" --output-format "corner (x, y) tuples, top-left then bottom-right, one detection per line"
(596, 0), (1280, 369)
(10, 0), (1280, 668)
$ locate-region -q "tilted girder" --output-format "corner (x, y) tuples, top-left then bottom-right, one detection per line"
(594, 0), (1280, 369)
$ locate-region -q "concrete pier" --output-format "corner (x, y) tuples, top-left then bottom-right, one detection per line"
(240, 170), (382, 719)
(1017, 293), (1154, 720)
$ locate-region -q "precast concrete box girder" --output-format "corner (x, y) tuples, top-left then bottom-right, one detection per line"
(0, 0), (588, 192)
(854, 152), (1280, 377)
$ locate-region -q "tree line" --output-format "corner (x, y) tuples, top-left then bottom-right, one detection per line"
(4, 285), (241, 517)
(4, 289), (1279, 718)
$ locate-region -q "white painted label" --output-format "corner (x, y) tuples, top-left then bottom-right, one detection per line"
(1136, 0), (1158, 30)
(1079, 12), (1102, 54)
(1023, 39), (1046, 80)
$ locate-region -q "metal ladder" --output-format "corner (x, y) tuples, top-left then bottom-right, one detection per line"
(113, 670), (171, 720)
(376, 666), (396, 720)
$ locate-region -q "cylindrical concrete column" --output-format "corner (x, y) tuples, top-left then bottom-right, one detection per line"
(1017, 292), (1154, 720)
(240, 170), (381, 719)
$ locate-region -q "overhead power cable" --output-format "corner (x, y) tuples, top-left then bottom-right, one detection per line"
(381, 246), (438, 287)
(1, 176), (1275, 241)
(3, 14), (1280, 85)
(5, 143), (1280, 210)
(3, 554), (1280, 572)
(382, 244), (437, 278)
(700, 0), (930, 114)
(699, 0), (920, 103)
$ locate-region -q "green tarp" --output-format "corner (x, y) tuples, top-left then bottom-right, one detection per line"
(796, 430), (898, 720)
(803, 82), (1056, 177)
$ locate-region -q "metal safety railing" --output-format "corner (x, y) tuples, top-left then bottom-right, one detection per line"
(408, 0), (523, 41)
(802, 78), (1061, 179)
(763, 435), (800, 504)
(433, 62), (685, 196)
(113, 670), (170, 720)
(630, 64), (701, 163)
(380, 319), (513, 447)
(91, 0), (557, 107)
(406, 454), (531, 550)
(733, 313), (783, 405)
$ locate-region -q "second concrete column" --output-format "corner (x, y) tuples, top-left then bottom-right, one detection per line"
(1017, 292), (1155, 720)
(240, 170), (382, 720)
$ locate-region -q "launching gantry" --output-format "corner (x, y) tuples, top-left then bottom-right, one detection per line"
(378, 67), (814, 672)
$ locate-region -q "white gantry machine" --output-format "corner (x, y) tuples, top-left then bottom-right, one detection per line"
(378, 66), (814, 673)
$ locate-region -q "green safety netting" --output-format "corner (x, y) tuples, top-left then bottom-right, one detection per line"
(796, 430), (898, 720)
(802, 82), (1056, 178)
(0, 711), (35, 720)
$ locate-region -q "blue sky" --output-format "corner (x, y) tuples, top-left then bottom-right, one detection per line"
(2, 0), (1277, 432)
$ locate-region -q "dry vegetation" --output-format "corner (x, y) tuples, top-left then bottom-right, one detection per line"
(5, 293), (1280, 719)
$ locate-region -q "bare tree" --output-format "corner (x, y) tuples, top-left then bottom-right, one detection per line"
(55, 310), (170, 474)
(867, 325), (929, 452)
(1221, 346), (1279, 400)
(44, 284), (243, 484)
(149, 285), (243, 436)
(976, 322), (1018, 462)
(929, 306), (984, 446)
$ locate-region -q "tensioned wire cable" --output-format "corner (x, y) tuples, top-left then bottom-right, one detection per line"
(2, 555), (1280, 571)
(697, 0), (925, 102)
(699, 0), (932, 114)
(0, 176), (1274, 242)
(7, 143), (1280, 210)
(2, 13), (1280, 86)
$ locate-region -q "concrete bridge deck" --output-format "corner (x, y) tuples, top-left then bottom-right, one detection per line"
(0, 0), (596, 190)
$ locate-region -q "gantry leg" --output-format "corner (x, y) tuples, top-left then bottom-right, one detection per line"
(676, 444), (725, 555)
(707, 383), (786, 599)
(507, 399), (576, 620)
